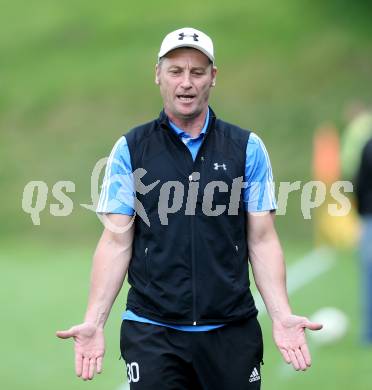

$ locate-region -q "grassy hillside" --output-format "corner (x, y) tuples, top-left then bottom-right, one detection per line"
(1, 0), (372, 243)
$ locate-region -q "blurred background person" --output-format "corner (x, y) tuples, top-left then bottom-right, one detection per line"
(341, 108), (372, 181)
(355, 134), (372, 344)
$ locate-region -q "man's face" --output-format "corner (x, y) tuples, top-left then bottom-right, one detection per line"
(155, 48), (217, 120)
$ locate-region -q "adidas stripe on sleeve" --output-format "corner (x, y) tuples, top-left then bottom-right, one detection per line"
(244, 132), (277, 212)
(96, 136), (135, 215)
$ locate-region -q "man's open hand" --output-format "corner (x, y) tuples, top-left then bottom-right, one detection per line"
(56, 322), (105, 380)
(273, 314), (322, 371)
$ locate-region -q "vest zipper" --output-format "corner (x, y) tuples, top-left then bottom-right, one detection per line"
(191, 211), (197, 325)
(189, 126), (211, 326)
(190, 131), (210, 326)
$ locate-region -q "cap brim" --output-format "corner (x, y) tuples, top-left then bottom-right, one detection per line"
(158, 44), (214, 63)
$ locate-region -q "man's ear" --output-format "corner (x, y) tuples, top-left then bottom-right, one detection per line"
(155, 64), (160, 85)
(211, 65), (217, 87)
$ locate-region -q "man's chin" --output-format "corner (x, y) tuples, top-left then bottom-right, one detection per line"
(174, 104), (200, 119)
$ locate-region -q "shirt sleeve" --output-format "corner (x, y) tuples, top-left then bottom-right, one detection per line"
(243, 132), (277, 212)
(96, 136), (135, 215)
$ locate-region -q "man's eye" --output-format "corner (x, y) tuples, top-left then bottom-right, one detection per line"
(169, 69), (181, 74)
(192, 71), (205, 76)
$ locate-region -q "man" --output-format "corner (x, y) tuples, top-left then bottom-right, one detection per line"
(57, 27), (322, 389)
(355, 136), (372, 344)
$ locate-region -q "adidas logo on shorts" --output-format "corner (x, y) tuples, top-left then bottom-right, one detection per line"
(249, 367), (261, 383)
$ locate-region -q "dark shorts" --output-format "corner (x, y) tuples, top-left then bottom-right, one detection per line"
(120, 316), (264, 389)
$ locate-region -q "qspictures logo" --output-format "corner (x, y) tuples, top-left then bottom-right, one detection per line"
(21, 157), (353, 233)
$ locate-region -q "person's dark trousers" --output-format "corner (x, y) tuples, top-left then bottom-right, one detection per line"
(360, 215), (372, 343)
(120, 316), (264, 389)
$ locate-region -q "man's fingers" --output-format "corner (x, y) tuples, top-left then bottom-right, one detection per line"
(304, 320), (323, 331)
(294, 348), (307, 371)
(288, 349), (300, 371)
(56, 327), (76, 339)
(75, 353), (83, 377)
(88, 358), (96, 380)
(279, 348), (291, 364)
(82, 357), (90, 381)
(96, 356), (103, 374)
(300, 343), (312, 367)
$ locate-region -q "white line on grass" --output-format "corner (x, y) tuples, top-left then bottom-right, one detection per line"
(270, 246), (336, 378)
(116, 246), (336, 389)
(254, 246), (336, 317)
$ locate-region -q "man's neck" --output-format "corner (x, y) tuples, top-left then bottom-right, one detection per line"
(166, 107), (208, 138)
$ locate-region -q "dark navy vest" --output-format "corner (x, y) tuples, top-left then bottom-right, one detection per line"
(125, 107), (257, 325)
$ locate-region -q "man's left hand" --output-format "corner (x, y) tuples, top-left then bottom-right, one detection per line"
(272, 314), (322, 371)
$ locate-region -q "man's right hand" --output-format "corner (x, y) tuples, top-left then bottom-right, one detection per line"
(56, 322), (105, 381)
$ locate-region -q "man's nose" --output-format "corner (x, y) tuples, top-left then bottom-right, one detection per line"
(180, 72), (192, 89)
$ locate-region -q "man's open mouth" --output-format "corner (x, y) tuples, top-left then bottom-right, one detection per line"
(176, 94), (196, 102)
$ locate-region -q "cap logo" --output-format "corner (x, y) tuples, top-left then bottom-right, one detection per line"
(178, 32), (199, 41)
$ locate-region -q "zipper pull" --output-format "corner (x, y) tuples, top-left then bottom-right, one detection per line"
(193, 321), (197, 325)
(188, 172), (200, 182)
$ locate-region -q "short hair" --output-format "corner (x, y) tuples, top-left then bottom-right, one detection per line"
(157, 54), (213, 65)
(157, 48), (213, 66)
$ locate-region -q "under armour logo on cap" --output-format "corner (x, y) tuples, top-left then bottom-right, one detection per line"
(158, 27), (215, 64)
(178, 32), (199, 41)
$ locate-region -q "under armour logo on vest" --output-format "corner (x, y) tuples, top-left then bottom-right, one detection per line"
(178, 32), (199, 41)
(213, 163), (227, 171)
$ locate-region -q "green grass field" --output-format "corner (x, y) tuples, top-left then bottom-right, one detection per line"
(1, 238), (370, 390)
(1, 0), (372, 388)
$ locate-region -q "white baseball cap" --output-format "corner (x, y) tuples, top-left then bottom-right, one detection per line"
(158, 27), (215, 64)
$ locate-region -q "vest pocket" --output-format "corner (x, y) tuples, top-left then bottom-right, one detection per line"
(232, 243), (245, 290)
(233, 243), (240, 277)
(144, 247), (150, 286)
